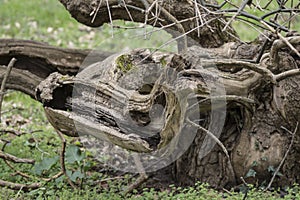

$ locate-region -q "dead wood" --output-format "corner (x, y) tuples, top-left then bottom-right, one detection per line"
(58, 0), (237, 48)
(0, 39), (111, 97)
(1, 0), (300, 190)
(1, 35), (300, 188)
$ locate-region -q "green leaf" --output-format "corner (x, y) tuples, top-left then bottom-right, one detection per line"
(268, 165), (275, 172)
(65, 145), (85, 164)
(33, 156), (59, 175)
(268, 165), (283, 176)
(245, 168), (256, 178)
(55, 175), (64, 184)
(66, 170), (85, 182)
(251, 161), (258, 167)
(276, 171), (283, 177)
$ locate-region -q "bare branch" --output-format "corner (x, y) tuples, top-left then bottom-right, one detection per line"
(0, 179), (41, 191)
(0, 58), (16, 122)
(275, 68), (300, 81)
(202, 59), (277, 84)
(269, 36), (300, 66)
(0, 150), (35, 164)
(187, 119), (230, 159)
(56, 130), (78, 189)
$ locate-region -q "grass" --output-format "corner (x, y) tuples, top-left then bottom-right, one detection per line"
(0, 0), (300, 199)
(218, 0), (300, 41)
(0, 0), (176, 51)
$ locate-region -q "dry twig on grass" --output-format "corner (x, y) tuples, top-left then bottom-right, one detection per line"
(0, 58), (16, 122)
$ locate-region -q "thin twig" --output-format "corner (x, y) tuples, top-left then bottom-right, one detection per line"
(147, 0), (187, 52)
(106, 0), (114, 38)
(0, 141), (34, 179)
(138, 17), (217, 64)
(4, 158), (63, 182)
(96, 176), (125, 183)
(0, 179), (41, 191)
(56, 130), (77, 189)
(0, 58), (16, 123)
(123, 153), (148, 195)
(0, 150), (35, 164)
(186, 118), (235, 182)
(4, 160), (32, 179)
(222, 0), (251, 31)
(265, 122), (298, 190)
(187, 119), (230, 159)
(133, 16), (198, 39)
(121, 0), (134, 22)
(194, 0), (202, 37)
(91, 0), (103, 23)
(123, 174), (148, 195)
(0, 129), (29, 136)
(240, 177), (249, 200)
(222, 188), (233, 196)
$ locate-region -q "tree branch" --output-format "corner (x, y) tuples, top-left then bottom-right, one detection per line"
(0, 39), (111, 97)
(58, 0), (237, 47)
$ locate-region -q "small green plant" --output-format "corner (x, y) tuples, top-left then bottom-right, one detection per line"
(116, 54), (135, 73)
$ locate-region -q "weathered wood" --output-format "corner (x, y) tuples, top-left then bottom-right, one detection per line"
(1, 0), (300, 189)
(0, 39), (111, 97)
(2, 30), (300, 189)
(33, 43), (280, 187)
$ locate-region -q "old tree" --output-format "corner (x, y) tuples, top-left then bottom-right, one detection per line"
(1, 0), (300, 190)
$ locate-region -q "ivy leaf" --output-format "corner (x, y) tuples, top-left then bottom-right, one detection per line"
(268, 165), (275, 173)
(65, 145), (85, 164)
(268, 165), (283, 176)
(33, 156), (59, 175)
(251, 161), (258, 167)
(66, 170), (85, 182)
(245, 168), (256, 178)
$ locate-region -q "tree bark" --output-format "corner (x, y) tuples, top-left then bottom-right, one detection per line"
(1, 0), (300, 190)
(0, 39), (111, 97)
(58, 0), (236, 48)
(2, 36), (300, 188)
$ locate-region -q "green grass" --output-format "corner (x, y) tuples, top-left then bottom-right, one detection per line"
(217, 0), (300, 41)
(0, 0), (176, 51)
(0, 0), (300, 199)
(0, 0), (79, 47)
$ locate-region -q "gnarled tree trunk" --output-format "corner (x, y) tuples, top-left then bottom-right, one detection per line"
(1, 0), (300, 189)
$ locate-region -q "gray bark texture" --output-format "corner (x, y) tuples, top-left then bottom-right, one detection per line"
(1, 0), (300, 189)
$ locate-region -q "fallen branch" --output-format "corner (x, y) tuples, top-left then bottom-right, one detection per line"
(0, 179), (41, 192)
(0, 150), (35, 164)
(123, 154), (149, 195)
(123, 173), (149, 195)
(4, 160), (32, 179)
(0, 129), (43, 137)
